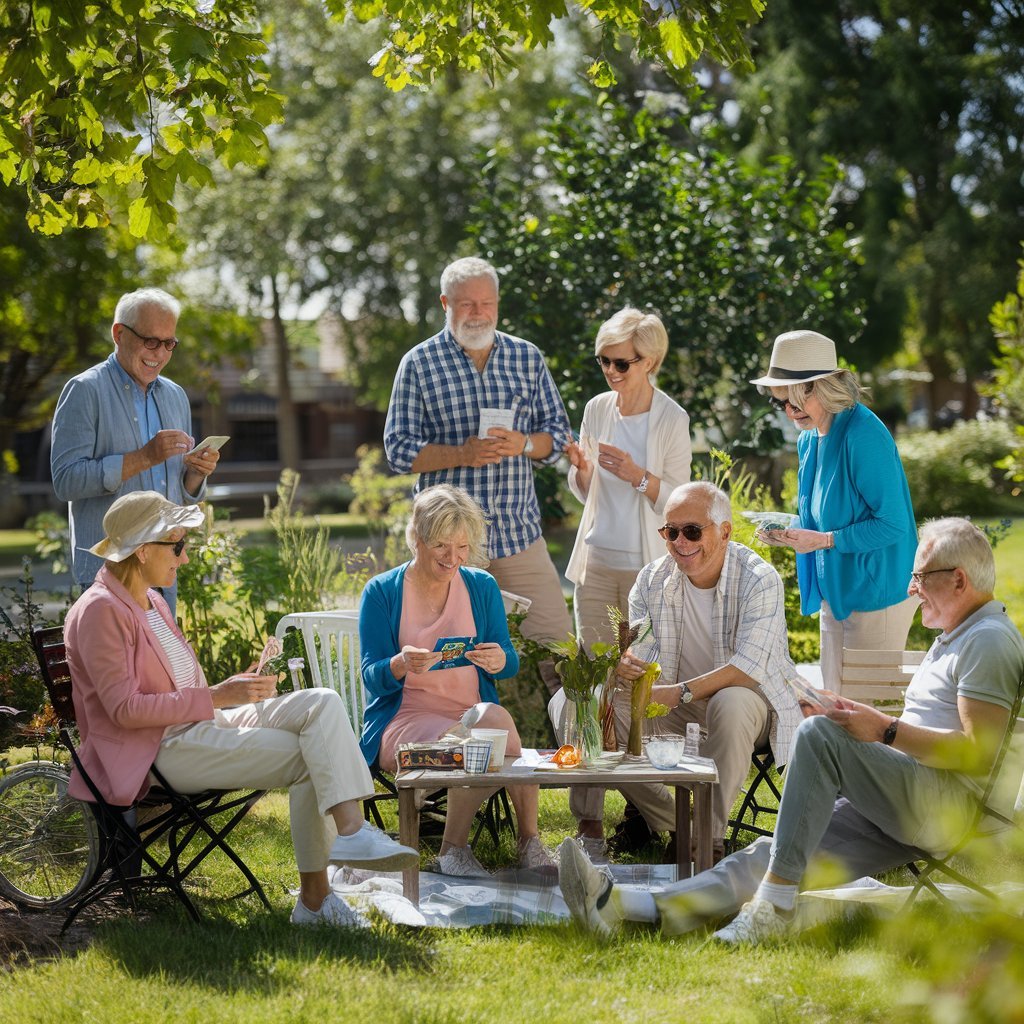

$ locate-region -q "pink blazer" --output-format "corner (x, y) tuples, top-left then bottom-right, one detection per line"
(63, 566), (215, 806)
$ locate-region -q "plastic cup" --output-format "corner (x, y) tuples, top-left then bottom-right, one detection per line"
(463, 740), (493, 774)
(470, 728), (508, 771)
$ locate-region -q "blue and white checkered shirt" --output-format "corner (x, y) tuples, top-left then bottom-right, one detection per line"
(629, 543), (804, 766)
(384, 328), (571, 560)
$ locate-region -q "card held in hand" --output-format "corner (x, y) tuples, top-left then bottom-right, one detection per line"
(431, 636), (476, 670)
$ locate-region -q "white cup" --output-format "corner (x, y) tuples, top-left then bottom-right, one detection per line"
(470, 728), (508, 771)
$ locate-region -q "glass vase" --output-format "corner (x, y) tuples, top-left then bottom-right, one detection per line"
(565, 693), (603, 765)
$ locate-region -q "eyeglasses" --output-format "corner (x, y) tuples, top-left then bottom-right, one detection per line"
(151, 538), (187, 557)
(120, 323), (179, 351)
(596, 354), (643, 374)
(767, 385), (814, 413)
(658, 522), (711, 543)
(909, 568), (956, 586)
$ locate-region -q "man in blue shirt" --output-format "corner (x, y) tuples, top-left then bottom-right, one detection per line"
(384, 257), (573, 673)
(51, 288), (221, 614)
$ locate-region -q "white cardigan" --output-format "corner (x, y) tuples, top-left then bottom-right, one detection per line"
(565, 388), (692, 585)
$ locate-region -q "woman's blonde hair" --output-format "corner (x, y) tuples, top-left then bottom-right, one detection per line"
(105, 552), (144, 588)
(595, 307), (669, 376)
(405, 485), (489, 566)
(787, 368), (866, 414)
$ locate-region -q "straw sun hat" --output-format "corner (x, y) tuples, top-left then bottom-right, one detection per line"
(87, 491), (204, 562)
(750, 330), (840, 387)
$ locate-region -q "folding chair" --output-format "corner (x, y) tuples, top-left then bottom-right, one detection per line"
(725, 744), (783, 853)
(0, 626), (269, 930)
(275, 609), (515, 847)
(904, 671), (1024, 908)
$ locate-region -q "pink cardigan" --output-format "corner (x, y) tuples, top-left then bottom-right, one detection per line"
(63, 566), (215, 806)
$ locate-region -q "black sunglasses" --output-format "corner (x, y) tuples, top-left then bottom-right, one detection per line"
(151, 538), (187, 556)
(120, 323), (179, 351)
(658, 522), (711, 543)
(767, 384), (814, 413)
(596, 354), (643, 374)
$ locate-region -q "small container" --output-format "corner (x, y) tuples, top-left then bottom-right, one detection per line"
(644, 734), (686, 770)
(463, 740), (493, 774)
(684, 722), (701, 758)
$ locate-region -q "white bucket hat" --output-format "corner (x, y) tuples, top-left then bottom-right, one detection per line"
(750, 330), (839, 387)
(87, 491), (204, 563)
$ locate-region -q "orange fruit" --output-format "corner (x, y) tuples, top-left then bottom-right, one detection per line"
(552, 743), (581, 768)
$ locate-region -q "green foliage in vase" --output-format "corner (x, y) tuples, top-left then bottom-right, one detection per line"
(549, 633), (619, 704)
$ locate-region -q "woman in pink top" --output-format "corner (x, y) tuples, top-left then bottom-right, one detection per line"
(64, 491), (418, 929)
(360, 485), (555, 877)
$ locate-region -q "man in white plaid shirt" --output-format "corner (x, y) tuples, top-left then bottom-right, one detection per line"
(384, 257), (573, 661)
(607, 481), (803, 855)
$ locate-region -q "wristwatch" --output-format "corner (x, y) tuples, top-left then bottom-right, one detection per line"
(522, 435), (535, 457)
(635, 471), (649, 494)
(882, 719), (899, 745)
(679, 682), (694, 704)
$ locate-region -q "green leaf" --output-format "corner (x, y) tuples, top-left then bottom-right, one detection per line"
(128, 196), (152, 238)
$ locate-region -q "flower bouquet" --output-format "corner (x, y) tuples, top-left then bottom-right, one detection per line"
(548, 633), (619, 766)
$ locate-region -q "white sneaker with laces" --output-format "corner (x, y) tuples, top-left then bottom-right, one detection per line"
(712, 898), (791, 945)
(291, 891), (367, 928)
(518, 835), (557, 871)
(577, 835), (611, 865)
(435, 845), (491, 878)
(558, 838), (619, 937)
(328, 822), (419, 870)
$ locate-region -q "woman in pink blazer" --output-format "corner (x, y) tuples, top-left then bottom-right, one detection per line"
(63, 490), (417, 928)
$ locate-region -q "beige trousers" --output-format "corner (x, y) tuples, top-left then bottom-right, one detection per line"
(573, 563), (641, 652)
(819, 595), (919, 691)
(154, 688), (373, 873)
(487, 537), (573, 646)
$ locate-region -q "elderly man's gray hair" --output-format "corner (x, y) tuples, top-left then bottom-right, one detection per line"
(667, 481), (732, 525)
(919, 517), (996, 594)
(114, 287), (181, 326)
(440, 257), (500, 298)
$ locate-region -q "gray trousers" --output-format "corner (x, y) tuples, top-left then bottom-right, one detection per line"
(653, 715), (975, 933)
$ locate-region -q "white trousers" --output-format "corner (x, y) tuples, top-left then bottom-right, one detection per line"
(154, 688), (374, 873)
(819, 595), (919, 691)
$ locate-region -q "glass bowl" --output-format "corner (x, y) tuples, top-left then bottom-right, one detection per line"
(644, 734), (686, 770)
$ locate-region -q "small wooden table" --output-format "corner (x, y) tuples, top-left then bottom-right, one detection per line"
(395, 756), (718, 905)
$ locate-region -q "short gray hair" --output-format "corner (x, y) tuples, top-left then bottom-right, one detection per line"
(918, 517), (995, 594)
(114, 287), (181, 326)
(406, 484), (489, 566)
(666, 481), (732, 525)
(788, 369), (865, 415)
(595, 307), (670, 376)
(440, 257), (500, 298)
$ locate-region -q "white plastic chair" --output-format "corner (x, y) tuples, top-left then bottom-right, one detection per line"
(274, 610), (364, 734)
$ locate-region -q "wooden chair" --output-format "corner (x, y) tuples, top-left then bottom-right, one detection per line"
(839, 648), (927, 711)
(0, 626), (269, 930)
(275, 609), (515, 846)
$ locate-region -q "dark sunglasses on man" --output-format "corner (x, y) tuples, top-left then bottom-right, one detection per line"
(657, 523), (711, 543)
(596, 354), (643, 374)
(119, 322), (179, 351)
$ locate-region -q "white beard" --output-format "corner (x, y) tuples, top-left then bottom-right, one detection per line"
(448, 314), (496, 351)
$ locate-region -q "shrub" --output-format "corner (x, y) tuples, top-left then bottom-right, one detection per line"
(899, 419), (1016, 518)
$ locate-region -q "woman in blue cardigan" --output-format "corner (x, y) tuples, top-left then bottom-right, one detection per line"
(359, 484), (554, 877)
(751, 331), (919, 689)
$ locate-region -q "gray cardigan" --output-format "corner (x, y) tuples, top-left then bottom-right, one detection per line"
(51, 353), (203, 586)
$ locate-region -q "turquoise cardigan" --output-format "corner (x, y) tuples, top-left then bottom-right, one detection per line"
(358, 563), (519, 766)
(795, 403), (917, 621)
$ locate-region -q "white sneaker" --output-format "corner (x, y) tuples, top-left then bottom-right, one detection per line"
(328, 822), (419, 870)
(435, 845), (491, 878)
(518, 835), (557, 871)
(558, 838), (619, 938)
(712, 898), (791, 945)
(290, 891), (367, 928)
(577, 835), (611, 865)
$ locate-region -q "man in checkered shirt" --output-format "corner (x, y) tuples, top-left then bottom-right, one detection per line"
(384, 257), (574, 667)
(606, 481), (804, 858)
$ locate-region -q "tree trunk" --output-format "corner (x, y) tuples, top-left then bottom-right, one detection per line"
(268, 275), (302, 471)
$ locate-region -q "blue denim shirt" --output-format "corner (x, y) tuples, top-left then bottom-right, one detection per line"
(50, 353), (204, 590)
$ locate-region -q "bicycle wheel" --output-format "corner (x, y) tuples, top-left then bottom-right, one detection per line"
(0, 762), (101, 909)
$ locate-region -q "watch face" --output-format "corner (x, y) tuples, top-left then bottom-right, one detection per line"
(681, 687), (693, 703)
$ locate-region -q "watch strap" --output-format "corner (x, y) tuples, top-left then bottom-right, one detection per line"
(882, 718), (899, 745)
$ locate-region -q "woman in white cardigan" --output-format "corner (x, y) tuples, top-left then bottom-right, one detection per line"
(556, 308), (692, 862)
(564, 308), (693, 649)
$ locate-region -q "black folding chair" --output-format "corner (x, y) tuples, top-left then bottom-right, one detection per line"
(16, 625), (270, 930)
(725, 745), (783, 853)
(904, 672), (1024, 908)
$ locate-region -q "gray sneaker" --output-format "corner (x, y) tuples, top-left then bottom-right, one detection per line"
(435, 845), (491, 878)
(558, 838), (619, 938)
(577, 835), (611, 865)
(712, 898), (791, 945)
(291, 891), (367, 928)
(518, 835), (557, 871)
(328, 822), (419, 870)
